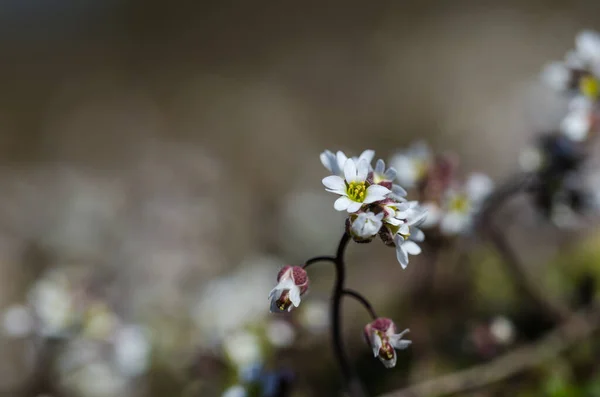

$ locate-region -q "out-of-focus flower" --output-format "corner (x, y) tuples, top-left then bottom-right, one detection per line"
(389, 142), (432, 188)
(222, 385), (248, 397)
(2, 304), (34, 337)
(83, 302), (119, 340)
(269, 266), (309, 313)
(575, 30), (600, 67)
(489, 316), (515, 346)
(439, 173), (494, 236)
(372, 159), (397, 186)
(266, 319), (296, 348)
(299, 300), (329, 334)
(113, 324), (152, 377)
(322, 158), (390, 213)
(65, 361), (127, 397)
(27, 269), (75, 338)
(223, 330), (263, 369)
(349, 211), (384, 242)
(364, 318), (411, 369)
(560, 98), (595, 141)
(320, 150), (375, 177)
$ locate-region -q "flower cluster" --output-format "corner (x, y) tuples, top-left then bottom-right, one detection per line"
(541, 30), (600, 142)
(321, 149), (427, 268)
(389, 142), (494, 236)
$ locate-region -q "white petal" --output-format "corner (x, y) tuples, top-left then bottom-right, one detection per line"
(466, 173), (494, 203)
(540, 61), (570, 91)
(370, 333), (382, 357)
(359, 150), (375, 165)
(392, 184), (407, 198)
(334, 196), (352, 211)
(440, 212), (468, 235)
(398, 223), (409, 235)
(375, 159), (385, 175)
(410, 228), (425, 242)
(344, 159), (358, 183)
(395, 246), (408, 270)
(380, 351), (397, 368)
(289, 286), (301, 307)
(363, 185), (391, 203)
(336, 151), (348, 171)
(346, 201), (363, 213)
(320, 150), (339, 175)
(356, 159), (370, 182)
(384, 167), (397, 180)
(322, 175), (347, 194)
(403, 241), (422, 255)
(576, 30), (600, 62)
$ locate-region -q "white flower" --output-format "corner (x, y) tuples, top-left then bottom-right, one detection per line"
(350, 211), (384, 240)
(113, 325), (151, 377)
(372, 159), (397, 184)
(269, 266), (309, 313)
(28, 271), (75, 337)
(489, 316), (515, 346)
(440, 173), (493, 236)
(389, 142), (431, 188)
(299, 300), (329, 334)
(394, 234), (422, 269)
(575, 30), (600, 65)
(223, 330), (263, 369)
(266, 319), (296, 348)
(222, 385), (248, 397)
(2, 304), (34, 337)
(418, 202), (442, 228)
(364, 318), (411, 369)
(320, 150), (375, 177)
(541, 61), (571, 91)
(322, 158), (390, 213)
(560, 98), (593, 142)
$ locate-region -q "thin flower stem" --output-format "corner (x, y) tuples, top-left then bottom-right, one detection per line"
(331, 232), (368, 397)
(303, 255), (336, 269)
(342, 289), (378, 320)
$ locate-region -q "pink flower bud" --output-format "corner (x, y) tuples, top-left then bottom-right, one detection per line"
(269, 266), (309, 313)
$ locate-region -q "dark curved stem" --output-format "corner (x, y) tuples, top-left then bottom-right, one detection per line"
(303, 255), (336, 269)
(331, 232), (368, 397)
(343, 289), (378, 320)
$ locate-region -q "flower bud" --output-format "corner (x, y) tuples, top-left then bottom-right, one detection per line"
(268, 266), (309, 313)
(364, 318), (411, 369)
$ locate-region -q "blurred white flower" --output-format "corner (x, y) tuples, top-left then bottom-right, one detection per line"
(541, 62), (571, 91)
(299, 301), (329, 334)
(83, 302), (119, 340)
(320, 149), (375, 177)
(322, 158), (390, 213)
(27, 270), (75, 337)
(266, 320), (296, 348)
(560, 98), (594, 141)
(114, 325), (151, 377)
(418, 202), (442, 228)
(389, 142), (431, 188)
(223, 330), (263, 369)
(489, 316), (515, 346)
(372, 159), (397, 184)
(350, 211), (383, 240)
(2, 304), (34, 337)
(222, 385), (248, 397)
(575, 30), (600, 65)
(66, 361), (127, 397)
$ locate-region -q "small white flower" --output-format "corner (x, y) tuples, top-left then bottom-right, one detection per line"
(490, 316), (515, 346)
(372, 159), (397, 184)
(322, 159), (390, 213)
(266, 319), (296, 348)
(223, 330), (263, 369)
(419, 202), (442, 228)
(320, 150), (375, 176)
(560, 99), (593, 142)
(113, 325), (151, 377)
(394, 234), (422, 269)
(28, 271), (75, 337)
(575, 30), (600, 65)
(299, 301), (329, 334)
(268, 266), (309, 313)
(350, 211), (384, 240)
(541, 61), (571, 91)
(364, 318), (411, 369)
(389, 142), (431, 188)
(2, 304), (34, 337)
(222, 385), (248, 397)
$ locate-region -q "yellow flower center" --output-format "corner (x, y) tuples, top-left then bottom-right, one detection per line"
(449, 194), (470, 213)
(580, 75), (600, 100)
(347, 181), (367, 202)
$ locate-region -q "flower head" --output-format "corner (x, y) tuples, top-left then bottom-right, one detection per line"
(349, 211), (384, 242)
(364, 318), (411, 369)
(371, 159), (397, 187)
(389, 142), (432, 188)
(269, 266), (309, 313)
(322, 158), (391, 213)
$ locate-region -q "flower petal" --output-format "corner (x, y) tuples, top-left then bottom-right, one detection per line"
(410, 227), (425, 242)
(379, 350), (397, 368)
(363, 185), (391, 203)
(289, 286), (301, 307)
(334, 196), (352, 211)
(322, 175), (346, 194)
(344, 158), (358, 183)
(395, 241), (408, 269)
(346, 201), (363, 213)
(384, 167), (397, 180)
(375, 159), (385, 175)
(370, 333), (382, 357)
(403, 241), (421, 255)
(356, 159), (370, 182)
(358, 150), (375, 165)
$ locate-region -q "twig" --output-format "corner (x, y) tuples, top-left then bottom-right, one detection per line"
(377, 308), (600, 397)
(478, 173), (572, 323)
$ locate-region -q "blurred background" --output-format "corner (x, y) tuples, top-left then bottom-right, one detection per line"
(2, 1), (600, 396)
